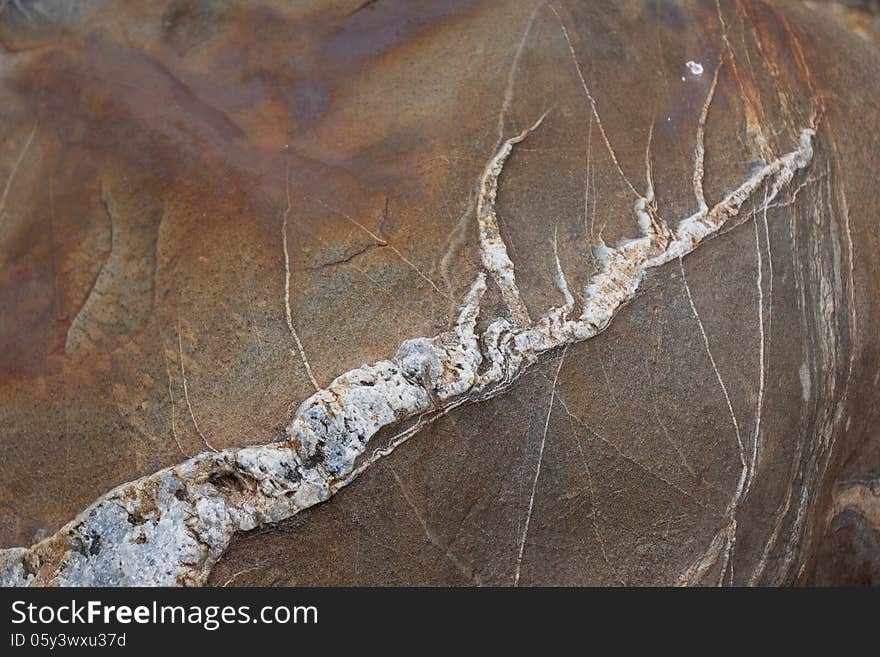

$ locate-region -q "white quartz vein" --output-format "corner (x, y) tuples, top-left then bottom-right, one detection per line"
(476, 113), (548, 328)
(0, 113), (816, 587)
(693, 63), (721, 213)
(281, 165), (321, 391)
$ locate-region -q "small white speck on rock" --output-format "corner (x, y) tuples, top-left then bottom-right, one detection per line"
(686, 60), (704, 76)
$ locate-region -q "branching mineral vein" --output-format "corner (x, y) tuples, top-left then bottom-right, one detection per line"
(0, 115), (815, 587)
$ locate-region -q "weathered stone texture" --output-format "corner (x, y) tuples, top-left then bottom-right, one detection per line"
(0, 0), (878, 586)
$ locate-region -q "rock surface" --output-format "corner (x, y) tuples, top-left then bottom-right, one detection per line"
(810, 1), (880, 43)
(0, 0), (877, 586)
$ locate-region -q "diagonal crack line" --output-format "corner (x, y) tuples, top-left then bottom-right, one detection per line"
(390, 467), (481, 585)
(0, 122), (38, 229)
(514, 346), (567, 586)
(549, 3), (641, 199)
(281, 162), (321, 392)
(311, 195), (454, 303)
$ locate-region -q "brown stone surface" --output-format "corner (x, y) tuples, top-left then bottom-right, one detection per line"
(809, 1), (880, 43)
(806, 477), (880, 585)
(0, 0), (878, 585)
